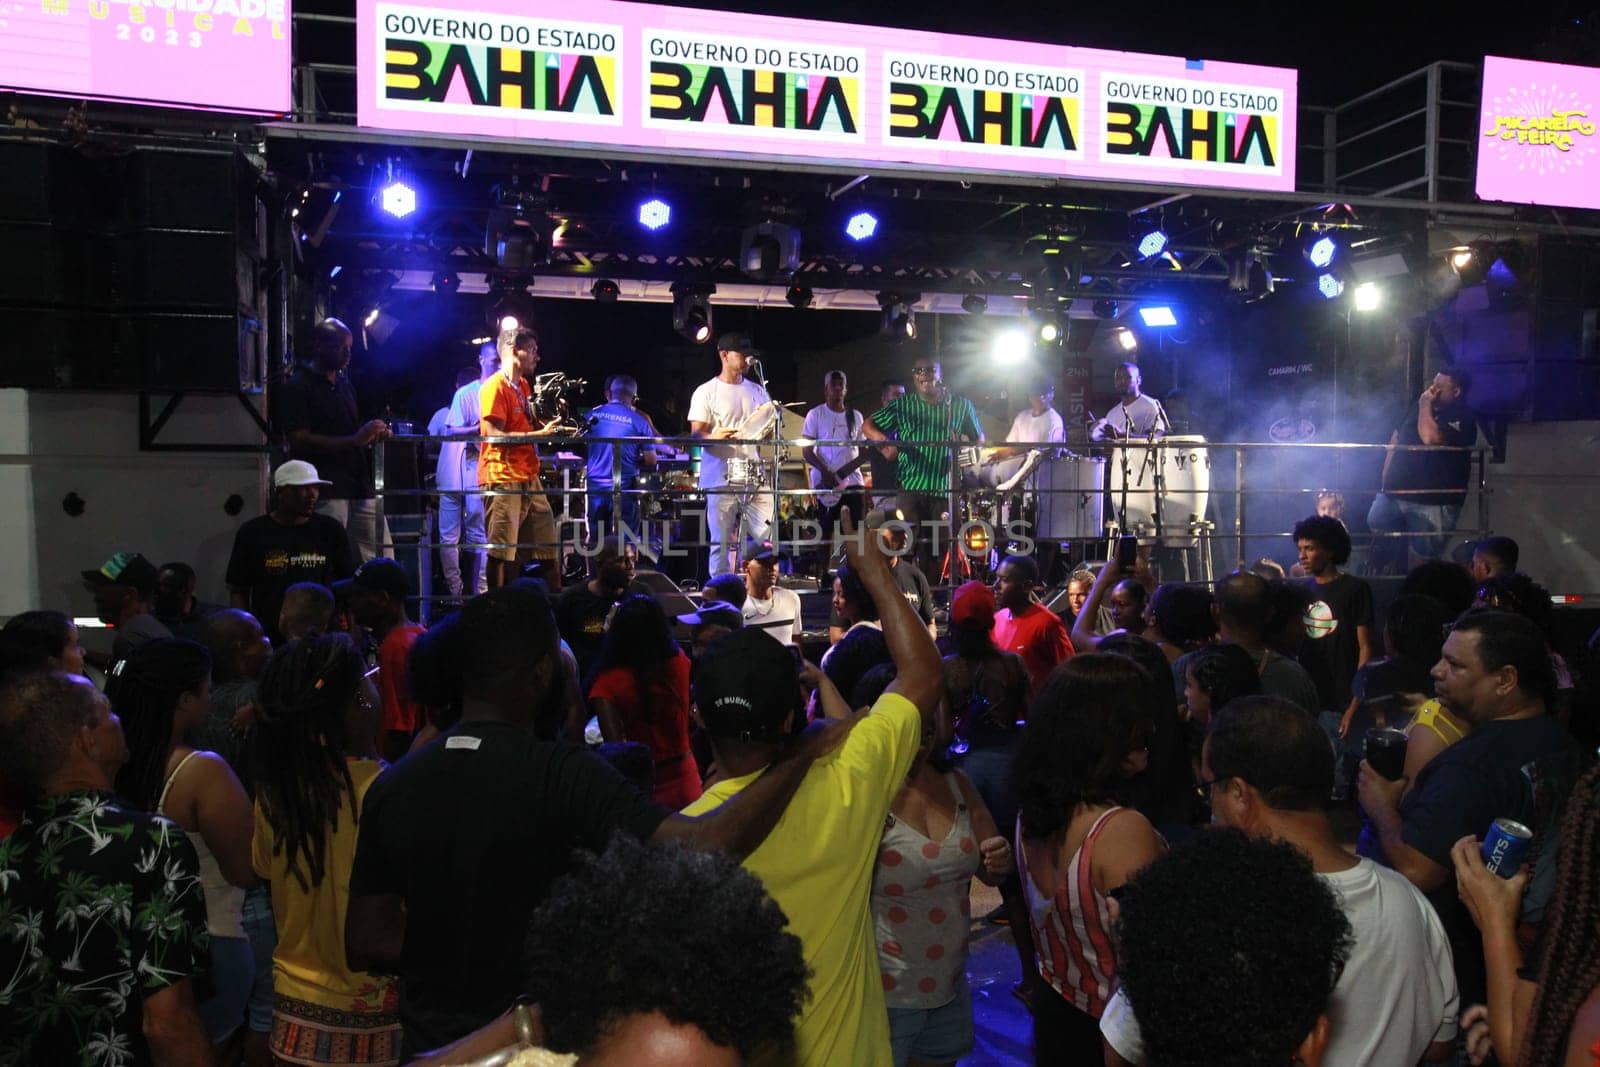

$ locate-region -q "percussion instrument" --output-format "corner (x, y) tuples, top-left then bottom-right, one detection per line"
(723, 456), (768, 489)
(1104, 435), (1211, 547)
(1035, 455), (1106, 541)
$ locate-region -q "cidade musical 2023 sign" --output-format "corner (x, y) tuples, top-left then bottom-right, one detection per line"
(0, 0), (290, 114)
(358, 0), (1297, 192)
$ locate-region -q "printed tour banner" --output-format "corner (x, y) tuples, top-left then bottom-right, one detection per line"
(359, 0), (1297, 191)
(1477, 55), (1600, 211)
(0, 0), (291, 114)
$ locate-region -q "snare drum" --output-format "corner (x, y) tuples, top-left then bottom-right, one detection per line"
(724, 457), (768, 488)
(1105, 435), (1211, 547)
(1035, 456), (1106, 541)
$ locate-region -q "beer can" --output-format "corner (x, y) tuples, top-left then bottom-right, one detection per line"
(1480, 817), (1533, 878)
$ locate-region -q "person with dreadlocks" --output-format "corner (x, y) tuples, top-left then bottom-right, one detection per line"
(108, 637), (258, 1052)
(251, 632), (400, 1066)
(1452, 759), (1600, 1067)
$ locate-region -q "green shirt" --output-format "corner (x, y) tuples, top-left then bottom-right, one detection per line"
(871, 393), (983, 493)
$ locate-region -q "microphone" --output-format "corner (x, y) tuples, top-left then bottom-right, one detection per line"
(747, 356), (766, 385)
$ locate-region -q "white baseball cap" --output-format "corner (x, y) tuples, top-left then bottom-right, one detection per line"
(273, 459), (333, 488)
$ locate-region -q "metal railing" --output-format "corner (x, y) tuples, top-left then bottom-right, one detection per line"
(368, 430), (1491, 614)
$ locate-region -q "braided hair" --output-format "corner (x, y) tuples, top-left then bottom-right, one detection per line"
(107, 638), (212, 811)
(1520, 761), (1600, 1067)
(253, 633), (362, 892)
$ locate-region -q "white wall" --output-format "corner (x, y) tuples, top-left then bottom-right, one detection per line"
(0, 389), (267, 621)
(1485, 421), (1600, 597)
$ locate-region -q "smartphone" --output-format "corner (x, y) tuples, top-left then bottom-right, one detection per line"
(1117, 535), (1138, 569)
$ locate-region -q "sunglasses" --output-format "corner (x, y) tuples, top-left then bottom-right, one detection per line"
(912, 366), (939, 378)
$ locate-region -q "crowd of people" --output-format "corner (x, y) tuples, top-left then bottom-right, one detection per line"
(2, 333), (1598, 1067)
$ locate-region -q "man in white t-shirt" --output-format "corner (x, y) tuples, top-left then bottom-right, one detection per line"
(1089, 361), (1167, 441)
(739, 539), (803, 646)
(1102, 696), (1458, 1067)
(687, 332), (776, 578)
(988, 378), (1066, 486)
(800, 369), (867, 535)
(429, 343), (498, 598)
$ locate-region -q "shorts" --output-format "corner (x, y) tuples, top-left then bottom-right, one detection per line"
(886, 985), (975, 1067)
(197, 934), (254, 1044)
(270, 994), (402, 1066)
(483, 481), (558, 563)
(241, 884), (277, 1034)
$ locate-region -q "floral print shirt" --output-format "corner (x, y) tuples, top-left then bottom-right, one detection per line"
(0, 790), (208, 1067)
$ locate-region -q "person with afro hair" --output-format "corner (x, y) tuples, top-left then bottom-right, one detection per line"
(411, 836), (810, 1065)
(1111, 827), (1354, 1067)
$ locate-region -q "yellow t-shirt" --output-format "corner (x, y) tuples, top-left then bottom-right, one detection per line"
(252, 758), (397, 1013)
(681, 692), (922, 1067)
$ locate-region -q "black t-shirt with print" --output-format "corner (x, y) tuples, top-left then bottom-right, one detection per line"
(225, 513), (355, 644)
(1297, 572), (1374, 714)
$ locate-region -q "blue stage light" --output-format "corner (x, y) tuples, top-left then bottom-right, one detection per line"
(1308, 235), (1338, 269)
(846, 211), (878, 241)
(1137, 230), (1168, 259)
(380, 182), (416, 218)
(1317, 273), (1345, 300)
(638, 198), (672, 230)
(1137, 305), (1178, 327)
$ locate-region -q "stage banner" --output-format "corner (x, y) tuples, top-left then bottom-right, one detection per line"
(1477, 56), (1600, 211)
(358, 0), (1297, 191)
(0, 0), (291, 114)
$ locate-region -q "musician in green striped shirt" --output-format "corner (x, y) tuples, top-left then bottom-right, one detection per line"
(863, 358), (984, 537)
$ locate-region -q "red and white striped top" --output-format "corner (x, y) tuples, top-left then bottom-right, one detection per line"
(1017, 806), (1125, 1018)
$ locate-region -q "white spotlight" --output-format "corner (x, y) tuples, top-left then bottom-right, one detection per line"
(992, 330), (1031, 366)
(1353, 282), (1382, 312)
(1117, 329), (1139, 352)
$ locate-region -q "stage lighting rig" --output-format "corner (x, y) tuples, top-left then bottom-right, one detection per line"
(488, 286), (540, 335)
(1135, 228), (1168, 261)
(991, 329), (1031, 366)
(1317, 273), (1345, 300)
(962, 293), (988, 316)
(877, 291), (918, 342)
(786, 285), (814, 309)
(1306, 234), (1340, 270)
(1352, 282), (1382, 312)
(672, 282), (715, 344)
(740, 221), (801, 281)
(1137, 305), (1178, 327)
(1228, 252), (1274, 303)
(591, 279), (621, 303)
(1117, 328), (1139, 351)
(845, 211), (879, 241)
(379, 181), (416, 219)
(487, 182), (556, 273)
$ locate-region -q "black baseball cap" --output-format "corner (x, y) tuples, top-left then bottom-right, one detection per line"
(741, 538), (782, 565)
(676, 602), (744, 630)
(332, 558), (412, 601)
(692, 628), (800, 743)
(717, 331), (760, 355)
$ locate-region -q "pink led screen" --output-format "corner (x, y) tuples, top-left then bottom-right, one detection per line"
(0, 0), (291, 114)
(356, 0), (1297, 191)
(1477, 56), (1600, 211)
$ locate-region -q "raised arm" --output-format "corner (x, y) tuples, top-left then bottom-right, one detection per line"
(1070, 558), (1122, 652)
(842, 507), (942, 727)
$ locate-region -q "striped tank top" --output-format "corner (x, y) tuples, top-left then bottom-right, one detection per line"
(1017, 806), (1125, 1018)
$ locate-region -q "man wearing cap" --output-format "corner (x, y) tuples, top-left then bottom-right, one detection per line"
(81, 551), (171, 669)
(433, 344), (500, 599)
(687, 333), (776, 578)
(677, 600), (745, 661)
(226, 459), (356, 645)
(481, 325), (564, 592)
(740, 539), (803, 647)
(337, 558), (426, 761)
(683, 512), (944, 1066)
(277, 317), (394, 561)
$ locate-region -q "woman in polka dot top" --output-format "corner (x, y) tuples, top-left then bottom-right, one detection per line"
(870, 697), (1014, 1067)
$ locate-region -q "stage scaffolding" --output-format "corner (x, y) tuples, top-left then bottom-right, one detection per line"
(371, 429), (1491, 619)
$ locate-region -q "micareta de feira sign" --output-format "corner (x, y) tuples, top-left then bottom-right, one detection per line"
(358, 0), (1297, 192)
(1477, 56), (1600, 211)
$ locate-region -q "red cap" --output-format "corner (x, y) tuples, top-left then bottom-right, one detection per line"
(950, 581), (996, 629)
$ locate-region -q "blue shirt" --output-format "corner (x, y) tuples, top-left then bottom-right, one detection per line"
(586, 402), (655, 484)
